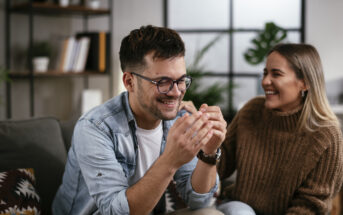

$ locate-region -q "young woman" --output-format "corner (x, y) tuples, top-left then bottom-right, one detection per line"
(217, 43), (343, 214)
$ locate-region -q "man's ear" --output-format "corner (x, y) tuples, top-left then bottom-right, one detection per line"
(123, 72), (134, 92)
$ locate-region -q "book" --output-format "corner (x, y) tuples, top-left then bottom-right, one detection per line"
(50, 36), (67, 73)
(62, 36), (76, 72)
(73, 37), (90, 73)
(69, 39), (81, 72)
(76, 31), (110, 73)
(99, 32), (106, 72)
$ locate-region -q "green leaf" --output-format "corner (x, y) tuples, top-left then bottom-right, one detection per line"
(244, 22), (287, 65)
(185, 34), (232, 110)
(32, 41), (52, 57)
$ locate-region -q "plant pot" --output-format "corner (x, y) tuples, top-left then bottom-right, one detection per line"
(33, 57), (49, 73)
(59, 0), (70, 7)
(86, 0), (100, 9)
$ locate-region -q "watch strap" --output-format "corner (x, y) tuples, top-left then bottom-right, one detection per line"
(197, 148), (221, 165)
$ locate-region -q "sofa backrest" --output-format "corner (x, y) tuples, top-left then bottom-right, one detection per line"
(0, 117), (68, 215)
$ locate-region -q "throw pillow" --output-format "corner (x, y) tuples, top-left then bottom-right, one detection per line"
(0, 168), (41, 215)
(165, 181), (187, 212)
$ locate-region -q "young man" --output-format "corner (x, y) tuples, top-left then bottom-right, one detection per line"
(53, 25), (227, 215)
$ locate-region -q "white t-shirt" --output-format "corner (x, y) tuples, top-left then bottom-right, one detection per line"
(128, 121), (163, 186)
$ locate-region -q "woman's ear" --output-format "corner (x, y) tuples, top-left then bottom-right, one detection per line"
(123, 72), (134, 92)
(299, 79), (309, 92)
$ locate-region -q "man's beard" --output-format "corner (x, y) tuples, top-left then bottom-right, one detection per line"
(138, 93), (182, 121)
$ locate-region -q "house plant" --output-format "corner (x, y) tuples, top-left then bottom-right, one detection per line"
(185, 22), (287, 122)
(244, 22), (287, 65)
(184, 34), (229, 112)
(31, 41), (52, 73)
(242, 22), (287, 105)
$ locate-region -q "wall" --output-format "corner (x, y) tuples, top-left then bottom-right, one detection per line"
(111, 0), (163, 96)
(306, 0), (343, 104)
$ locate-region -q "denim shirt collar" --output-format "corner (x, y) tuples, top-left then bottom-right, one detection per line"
(121, 91), (177, 153)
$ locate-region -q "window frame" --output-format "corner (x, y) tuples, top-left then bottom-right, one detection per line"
(163, 0), (306, 112)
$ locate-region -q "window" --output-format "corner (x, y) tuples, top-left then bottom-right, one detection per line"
(165, 0), (305, 115)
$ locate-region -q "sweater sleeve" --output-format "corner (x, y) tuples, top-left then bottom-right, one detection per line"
(286, 127), (343, 215)
(218, 97), (264, 180)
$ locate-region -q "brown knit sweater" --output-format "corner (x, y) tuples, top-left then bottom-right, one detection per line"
(218, 97), (343, 215)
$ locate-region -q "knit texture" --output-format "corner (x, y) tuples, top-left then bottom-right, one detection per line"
(218, 96), (343, 215)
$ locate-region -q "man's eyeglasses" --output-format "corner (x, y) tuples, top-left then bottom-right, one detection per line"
(131, 72), (192, 94)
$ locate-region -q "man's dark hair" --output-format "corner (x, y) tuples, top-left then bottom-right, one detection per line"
(119, 25), (185, 72)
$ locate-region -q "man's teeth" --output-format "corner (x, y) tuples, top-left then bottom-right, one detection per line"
(265, 90), (277, 95)
(162, 100), (175, 104)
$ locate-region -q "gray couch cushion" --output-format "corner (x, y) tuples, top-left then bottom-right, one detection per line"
(60, 118), (77, 151)
(0, 117), (68, 215)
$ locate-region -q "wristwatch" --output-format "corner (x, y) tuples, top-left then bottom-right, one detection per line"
(197, 148), (221, 165)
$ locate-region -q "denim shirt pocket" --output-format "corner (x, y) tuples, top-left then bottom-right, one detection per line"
(114, 133), (136, 178)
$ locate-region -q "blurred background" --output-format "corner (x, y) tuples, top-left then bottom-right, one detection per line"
(0, 0), (342, 122)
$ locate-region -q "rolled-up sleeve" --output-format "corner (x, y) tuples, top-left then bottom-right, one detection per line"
(174, 157), (219, 209)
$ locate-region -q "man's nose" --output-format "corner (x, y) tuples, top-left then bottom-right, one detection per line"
(166, 83), (182, 97)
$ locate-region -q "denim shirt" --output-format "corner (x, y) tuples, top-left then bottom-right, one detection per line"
(52, 91), (219, 215)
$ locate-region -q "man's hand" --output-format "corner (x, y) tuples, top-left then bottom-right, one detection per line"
(199, 104), (227, 154)
(180, 101), (227, 155)
(162, 111), (214, 169)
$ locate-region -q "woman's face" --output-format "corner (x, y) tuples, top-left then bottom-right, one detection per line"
(262, 51), (305, 112)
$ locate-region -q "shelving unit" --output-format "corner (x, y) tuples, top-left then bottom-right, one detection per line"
(4, 0), (113, 118)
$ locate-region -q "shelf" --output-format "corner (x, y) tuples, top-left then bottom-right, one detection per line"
(9, 71), (108, 79)
(10, 2), (110, 16)
(5, 0), (113, 118)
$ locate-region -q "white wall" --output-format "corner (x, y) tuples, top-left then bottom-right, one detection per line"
(112, 0), (163, 96)
(306, 0), (343, 104)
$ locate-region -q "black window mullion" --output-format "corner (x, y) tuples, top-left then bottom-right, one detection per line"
(228, 0), (234, 114)
(165, 0), (305, 114)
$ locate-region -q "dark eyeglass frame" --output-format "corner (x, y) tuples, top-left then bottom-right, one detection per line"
(131, 72), (192, 94)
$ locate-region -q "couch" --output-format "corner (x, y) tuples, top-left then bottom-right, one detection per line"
(0, 117), (75, 215)
(0, 116), (189, 214)
(1, 115), (342, 215)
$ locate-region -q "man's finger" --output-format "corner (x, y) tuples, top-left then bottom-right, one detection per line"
(174, 111), (204, 134)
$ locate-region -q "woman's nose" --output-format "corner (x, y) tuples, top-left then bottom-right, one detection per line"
(261, 74), (271, 87)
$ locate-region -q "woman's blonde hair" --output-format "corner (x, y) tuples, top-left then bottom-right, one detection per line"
(268, 43), (340, 132)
